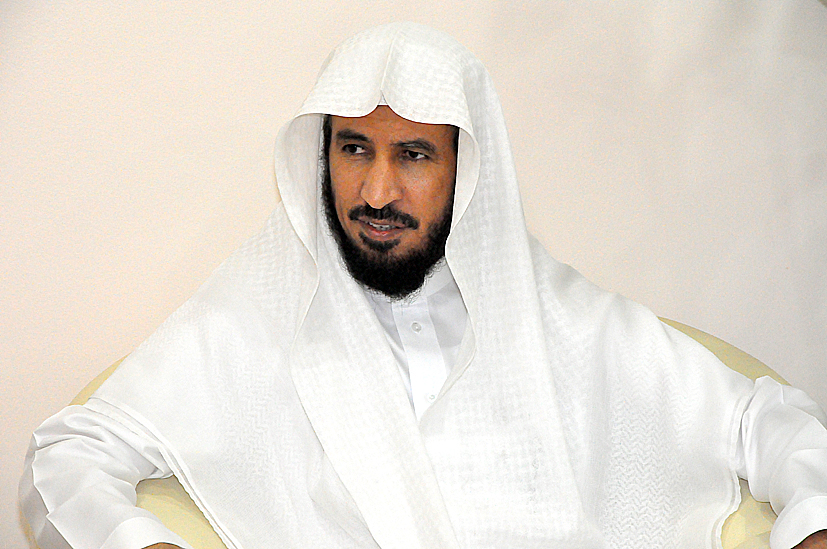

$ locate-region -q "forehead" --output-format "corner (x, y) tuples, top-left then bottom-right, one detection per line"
(330, 106), (456, 145)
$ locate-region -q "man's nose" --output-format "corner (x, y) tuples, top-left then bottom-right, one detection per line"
(360, 156), (402, 209)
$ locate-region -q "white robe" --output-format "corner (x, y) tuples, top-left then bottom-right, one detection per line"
(21, 22), (827, 549)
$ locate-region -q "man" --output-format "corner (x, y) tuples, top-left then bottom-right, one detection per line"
(20, 22), (827, 549)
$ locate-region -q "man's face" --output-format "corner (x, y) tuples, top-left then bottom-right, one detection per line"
(328, 106), (457, 258)
(323, 106), (458, 298)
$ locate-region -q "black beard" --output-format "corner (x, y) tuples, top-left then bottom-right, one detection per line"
(322, 163), (453, 300)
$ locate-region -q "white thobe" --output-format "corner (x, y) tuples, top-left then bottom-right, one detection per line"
(20, 264), (827, 549)
(364, 261), (466, 419)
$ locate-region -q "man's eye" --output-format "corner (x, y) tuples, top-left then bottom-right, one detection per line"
(404, 150), (427, 161)
(343, 144), (365, 154)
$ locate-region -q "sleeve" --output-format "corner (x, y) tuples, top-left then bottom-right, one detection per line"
(19, 402), (193, 549)
(735, 376), (827, 549)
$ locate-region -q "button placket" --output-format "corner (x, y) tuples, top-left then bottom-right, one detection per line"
(392, 298), (448, 419)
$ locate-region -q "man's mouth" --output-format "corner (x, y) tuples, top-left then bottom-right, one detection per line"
(346, 204), (419, 246)
(368, 221), (394, 231)
(359, 218), (407, 240)
(365, 219), (405, 231)
(348, 205), (419, 230)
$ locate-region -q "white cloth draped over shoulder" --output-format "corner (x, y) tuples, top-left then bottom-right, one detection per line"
(22, 22), (827, 549)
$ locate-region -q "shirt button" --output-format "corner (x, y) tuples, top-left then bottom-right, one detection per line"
(428, 394), (436, 401)
(411, 322), (422, 333)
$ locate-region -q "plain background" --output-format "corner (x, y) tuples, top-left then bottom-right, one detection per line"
(2, 1), (826, 546)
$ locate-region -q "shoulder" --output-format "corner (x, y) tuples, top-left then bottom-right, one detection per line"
(527, 235), (628, 333)
(527, 234), (751, 393)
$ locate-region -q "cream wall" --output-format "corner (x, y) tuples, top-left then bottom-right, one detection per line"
(2, 2), (825, 547)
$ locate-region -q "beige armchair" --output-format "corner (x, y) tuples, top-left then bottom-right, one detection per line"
(70, 319), (780, 549)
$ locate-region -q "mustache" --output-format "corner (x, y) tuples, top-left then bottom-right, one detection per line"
(348, 204), (420, 230)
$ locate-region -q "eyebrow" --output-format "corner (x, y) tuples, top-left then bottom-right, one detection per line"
(334, 129), (438, 156)
(397, 139), (437, 155)
(335, 129), (370, 143)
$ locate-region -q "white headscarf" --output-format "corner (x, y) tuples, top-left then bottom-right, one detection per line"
(93, 22), (753, 549)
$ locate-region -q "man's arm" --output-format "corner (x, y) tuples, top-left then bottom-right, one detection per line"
(20, 403), (191, 549)
(738, 378), (827, 549)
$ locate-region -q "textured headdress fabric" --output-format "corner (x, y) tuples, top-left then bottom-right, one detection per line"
(92, 23), (753, 549)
